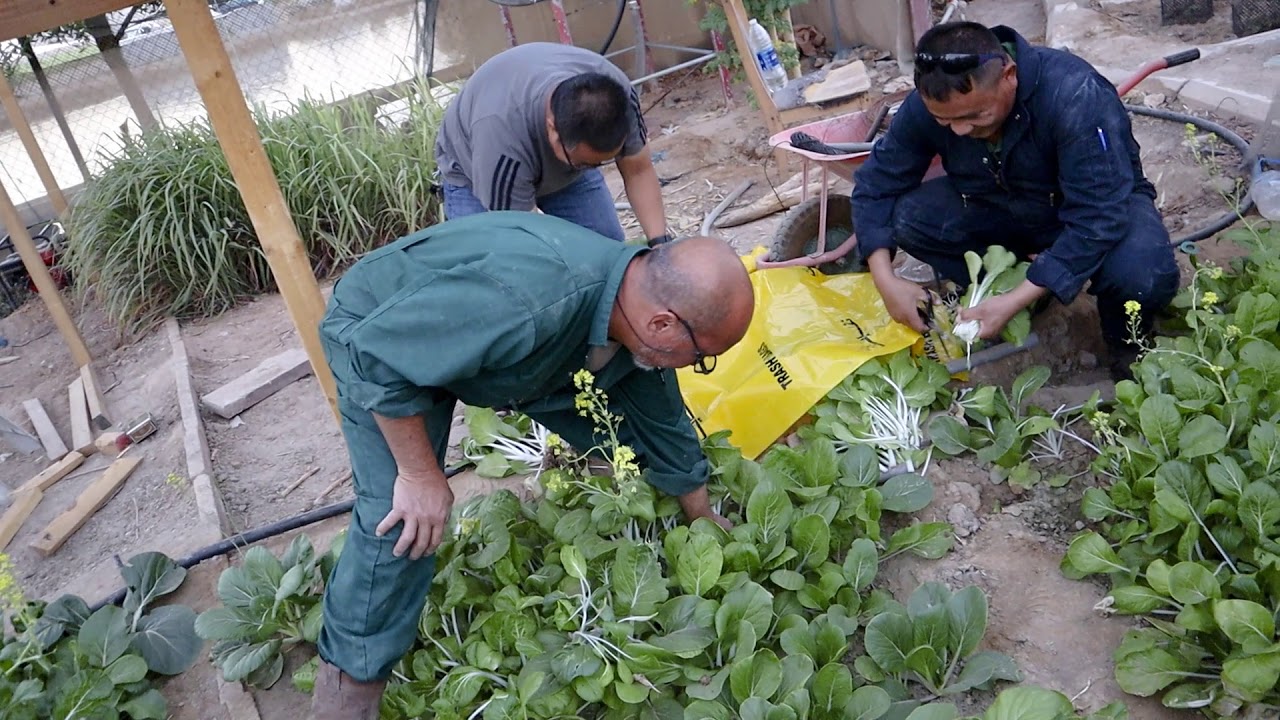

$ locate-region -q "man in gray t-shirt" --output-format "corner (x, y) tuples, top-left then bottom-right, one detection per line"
(435, 42), (672, 246)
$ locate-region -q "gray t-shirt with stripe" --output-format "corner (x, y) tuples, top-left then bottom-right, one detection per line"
(434, 42), (648, 211)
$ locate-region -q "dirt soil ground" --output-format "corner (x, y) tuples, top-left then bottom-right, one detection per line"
(0, 11), (1264, 718)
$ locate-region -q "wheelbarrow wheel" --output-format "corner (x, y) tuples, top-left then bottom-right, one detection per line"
(769, 194), (867, 275)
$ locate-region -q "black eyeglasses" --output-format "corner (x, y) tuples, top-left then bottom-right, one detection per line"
(616, 301), (717, 374)
(915, 51), (1007, 74)
(670, 310), (717, 375)
(558, 136), (615, 171)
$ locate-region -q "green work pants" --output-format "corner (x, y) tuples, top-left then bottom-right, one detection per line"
(316, 395), (452, 682)
(316, 374), (691, 681)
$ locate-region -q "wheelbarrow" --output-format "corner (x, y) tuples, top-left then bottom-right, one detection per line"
(763, 48), (1205, 273)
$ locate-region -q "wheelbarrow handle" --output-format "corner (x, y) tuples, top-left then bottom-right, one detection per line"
(1163, 48), (1200, 69)
(1116, 48), (1200, 97)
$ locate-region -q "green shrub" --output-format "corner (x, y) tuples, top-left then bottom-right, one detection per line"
(64, 78), (448, 331)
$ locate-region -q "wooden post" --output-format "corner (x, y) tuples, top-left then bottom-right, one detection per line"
(0, 179), (90, 367)
(721, 0), (790, 173)
(19, 37), (91, 180)
(162, 0), (337, 421)
(0, 71), (68, 215)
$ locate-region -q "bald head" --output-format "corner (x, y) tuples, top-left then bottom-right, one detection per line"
(644, 237), (754, 350)
(613, 237), (755, 371)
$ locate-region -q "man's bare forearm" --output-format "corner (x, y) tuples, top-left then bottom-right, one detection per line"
(372, 413), (446, 484)
(619, 152), (668, 240)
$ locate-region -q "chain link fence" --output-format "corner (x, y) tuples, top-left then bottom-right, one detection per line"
(1, 0), (436, 212)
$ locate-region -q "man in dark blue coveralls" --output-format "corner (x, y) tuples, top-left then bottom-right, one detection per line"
(852, 21), (1180, 380)
(307, 211), (754, 718)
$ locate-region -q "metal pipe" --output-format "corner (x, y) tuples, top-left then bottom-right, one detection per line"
(499, 5), (517, 48)
(630, 0), (654, 77)
(630, 52), (716, 85)
(945, 332), (1041, 374)
(711, 30), (733, 103)
(549, 0), (573, 45)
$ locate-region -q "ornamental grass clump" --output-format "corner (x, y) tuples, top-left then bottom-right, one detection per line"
(64, 77), (449, 331)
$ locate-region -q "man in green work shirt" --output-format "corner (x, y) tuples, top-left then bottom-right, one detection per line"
(308, 211), (755, 718)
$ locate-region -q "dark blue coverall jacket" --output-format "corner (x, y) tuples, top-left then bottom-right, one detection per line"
(852, 26), (1179, 344)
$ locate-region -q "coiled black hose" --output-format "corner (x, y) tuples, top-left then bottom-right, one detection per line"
(1125, 104), (1256, 247)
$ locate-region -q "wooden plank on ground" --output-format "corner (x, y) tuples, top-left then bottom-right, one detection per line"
(22, 398), (68, 461)
(803, 60), (871, 105)
(80, 364), (112, 430)
(200, 348), (312, 419)
(30, 456), (141, 556)
(68, 376), (96, 456)
(16, 451), (86, 495)
(0, 489), (43, 551)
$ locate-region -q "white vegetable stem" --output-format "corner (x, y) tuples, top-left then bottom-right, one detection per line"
(850, 377), (923, 472)
(463, 419), (553, 475)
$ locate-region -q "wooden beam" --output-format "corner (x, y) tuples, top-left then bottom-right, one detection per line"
(201, 348), (311, 419)
(0, 0), (137, 43)
(0, 180), (91, 367)
(16, 451), (86, 495)
(22, 399), (68, 461)
(80, 364), (112, 430)
(0, 70), (68, 215)
(164, 0), (337, 422)
(68, 377), (96, 456)
(31, 456), (141, 556)
(0, 490), (43, 552)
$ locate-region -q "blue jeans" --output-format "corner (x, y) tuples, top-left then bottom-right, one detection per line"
(442, 169), (627, 242)
(891, 178), (1179, 346)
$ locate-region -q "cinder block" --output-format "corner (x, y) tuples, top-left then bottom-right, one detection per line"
(1233, 0), (1280, 37)
(1161, 0), (1214, 25)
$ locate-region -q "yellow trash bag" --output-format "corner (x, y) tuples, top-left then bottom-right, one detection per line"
(677, 248), (923, 460)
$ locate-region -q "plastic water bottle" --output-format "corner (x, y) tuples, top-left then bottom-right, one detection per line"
(747, 19), (788, 96)
(1253, 170), (1280, 221)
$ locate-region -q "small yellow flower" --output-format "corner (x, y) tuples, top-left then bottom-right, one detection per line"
(1201, 291), (1219, 306)
(1207, 266), (1224, 280)
(458, 518), (480, 536)
(1124, 300), (1141, 317)
(1226, 325), (1242, 339)
(1209, 364), (1225, 373)
(573, 369), (596, 390)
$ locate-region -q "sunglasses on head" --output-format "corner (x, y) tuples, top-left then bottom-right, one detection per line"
(915, 51), (1007, 74)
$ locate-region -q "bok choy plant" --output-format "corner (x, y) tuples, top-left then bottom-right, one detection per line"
(951, 246), (1033, 363)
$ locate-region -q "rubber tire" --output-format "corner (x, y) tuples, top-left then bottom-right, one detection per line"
(769, 194), (867, 275)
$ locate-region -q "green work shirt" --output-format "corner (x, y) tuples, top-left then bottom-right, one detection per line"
(319, 211), (709, 496)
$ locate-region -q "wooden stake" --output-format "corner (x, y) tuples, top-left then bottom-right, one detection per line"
(0, 180), (90, 367)
(164, 0), (337, 423)
(79, 364), (111, 430)
(16, 450), (86, 495)
(68, 377), (96, 456)
(0, 71), (67, 215)
(31, 456), (141, 556)
(311, 469), (352, 508)
(0, 489), (42, 552)
(280, 466), (320, 498)
(722, 0), (791, 173)
(22, 398), (68, 460)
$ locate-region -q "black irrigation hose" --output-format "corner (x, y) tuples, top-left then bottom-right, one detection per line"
(599, 0), (628, 56)
(88, 464), (470, 612)
(1124, 104), (1256, 246)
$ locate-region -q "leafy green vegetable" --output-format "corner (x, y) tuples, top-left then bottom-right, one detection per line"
(1064, 235), (1280, 717)
(0, 552), (198, 719)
